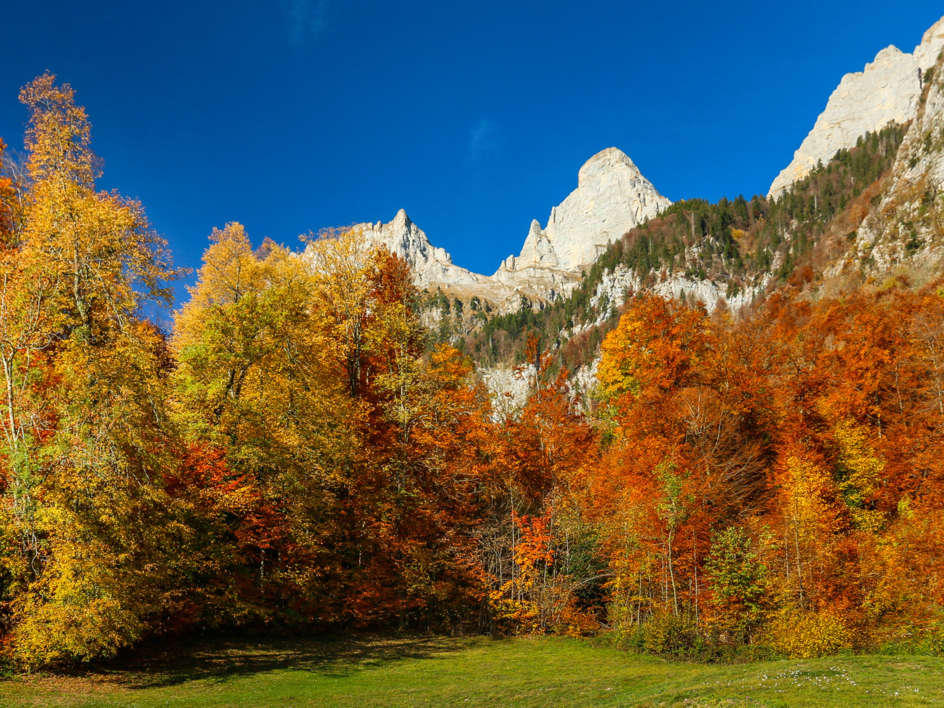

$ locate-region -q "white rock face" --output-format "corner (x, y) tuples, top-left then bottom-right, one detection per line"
(494, 148), (671, 281)
(577, 264), (766, 329)
(308, 209), (568, 311)
(769, 15), (944, 199)
(570, 358), (599, 411)
(336, 209), (487, 289)
(915, 16), (944, 71)
(479, 364), (536, 417)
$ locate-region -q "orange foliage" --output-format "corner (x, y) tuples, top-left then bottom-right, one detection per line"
(583, 285), (944, 652)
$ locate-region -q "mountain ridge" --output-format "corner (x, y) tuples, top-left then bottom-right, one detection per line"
(312, 147), (670, 311)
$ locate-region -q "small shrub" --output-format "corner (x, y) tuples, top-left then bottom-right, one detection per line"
(605, 590), (645, 651)
(767, 608), (853, 658)
(641, 611), (703, 658)
(924, 621), (944, 656)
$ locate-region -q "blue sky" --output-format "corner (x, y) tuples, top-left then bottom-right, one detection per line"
(1, 1), (942, 307)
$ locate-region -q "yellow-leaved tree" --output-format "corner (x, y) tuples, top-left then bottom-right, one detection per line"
(0, 74), (181, 667)
(170, 222), (366, 624)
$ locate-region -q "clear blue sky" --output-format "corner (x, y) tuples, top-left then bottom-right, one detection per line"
(1, 1), (942, 305)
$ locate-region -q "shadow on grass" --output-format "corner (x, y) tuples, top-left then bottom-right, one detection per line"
(81, 634), (482, 691)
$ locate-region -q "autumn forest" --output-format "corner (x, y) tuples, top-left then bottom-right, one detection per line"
(1, 72), (944, 672)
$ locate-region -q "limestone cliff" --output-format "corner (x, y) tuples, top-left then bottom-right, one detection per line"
(769, 15), (944, 198)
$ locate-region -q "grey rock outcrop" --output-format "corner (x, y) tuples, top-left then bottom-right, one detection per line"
(304, 209), (529, 310)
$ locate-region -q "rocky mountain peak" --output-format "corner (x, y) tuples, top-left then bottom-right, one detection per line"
(495, 146), (670, 279)
(306, 147), (669, 312)
(872, 45), (905, 65)
(305, 210), (483, 292)
(391, 207), (411, 228)
(577, 147), (639, 187)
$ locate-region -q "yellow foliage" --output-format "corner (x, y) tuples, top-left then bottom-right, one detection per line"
(768, 607), (853, 658)
(12, 560), (143, 669)
(0, 73), (182, 668)
(783, 455), (835, 545)
(834, 420), (886, 531)
(597, 312), (647, 401)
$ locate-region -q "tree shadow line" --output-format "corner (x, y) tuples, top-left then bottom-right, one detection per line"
(75, 633), (482, 690)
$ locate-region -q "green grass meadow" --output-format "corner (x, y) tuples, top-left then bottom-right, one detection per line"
(2, 635), (943, 706)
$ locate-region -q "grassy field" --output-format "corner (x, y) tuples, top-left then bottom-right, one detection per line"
(2, 635), (943, 706)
